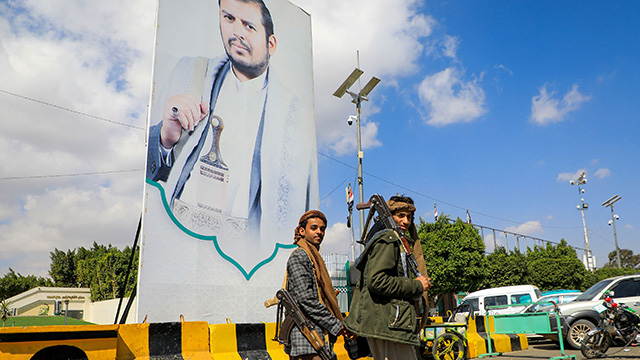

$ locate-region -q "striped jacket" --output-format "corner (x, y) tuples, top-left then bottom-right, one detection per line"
(284, 248), (343, 357)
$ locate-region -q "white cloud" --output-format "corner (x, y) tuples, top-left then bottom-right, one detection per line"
(530, 84), (591, 125)
(442, 35), (459, 60)
(557, 169), (587, 183)
(0, 0), (153, 276)
(505, 221), (544, 236)
(625, 224), (634, 229)
(594, 168), (611, 179)
(329, 121), (383, 156)
(321, 222), (354, 256)
(292, 0), (436, 152)
(496, 64), (514, 77)
(418, 67), (486, 126)
(0, 185), (141, 277)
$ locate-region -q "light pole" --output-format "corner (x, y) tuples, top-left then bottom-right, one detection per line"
(570, 171), (594, 271)
(602, 195), (622, 268)
(333, 68), (380, 237)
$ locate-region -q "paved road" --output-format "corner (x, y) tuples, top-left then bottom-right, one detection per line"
(479, 338), (640, 360)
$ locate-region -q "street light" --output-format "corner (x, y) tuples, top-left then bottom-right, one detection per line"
(333, 67), (380, 237)
(602, 194), (622, 268)
(570, 171), (595, 271)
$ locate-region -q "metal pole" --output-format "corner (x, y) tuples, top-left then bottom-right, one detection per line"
(64, 299), (69, 325)
(610, 205), (621, 268)
(504, 232), (509, 253)
(492, 229), (497, 251)
(356, 101), (365, 237)
(580, 206), (593, 270)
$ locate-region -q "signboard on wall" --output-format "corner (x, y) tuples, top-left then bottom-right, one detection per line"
(138, 0), (317, 323)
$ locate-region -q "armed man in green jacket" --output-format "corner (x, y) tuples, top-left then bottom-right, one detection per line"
(344, 195), (431, 360)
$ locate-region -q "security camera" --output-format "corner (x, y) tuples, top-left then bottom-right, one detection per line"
(581, 189), (585, 194)
(570, 180), (576, 185)
(614, 215), (620, 220)
(608, 220), (613, 226)
(347, 116), (356, 126)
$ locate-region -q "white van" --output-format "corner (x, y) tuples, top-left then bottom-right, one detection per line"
(457, 285), (542, 316)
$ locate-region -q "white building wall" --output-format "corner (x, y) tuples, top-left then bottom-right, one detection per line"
(88, 297), (138, 324)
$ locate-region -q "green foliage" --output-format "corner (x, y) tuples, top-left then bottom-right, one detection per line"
(74, 242), (138, 302)
(49, 248), (78, 287)
(418, 215), (488, 301)
(603, 249), (640, 269)
(483, 247), (530, 288)
(0, 269), (53, 300)
(1, 299), (10, 327)
(526, 240), (587, 291)
(1, 242), (138, 302)
(416, 213), (598, 297)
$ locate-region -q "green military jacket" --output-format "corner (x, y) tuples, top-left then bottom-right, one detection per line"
(344, 229), (424, 346)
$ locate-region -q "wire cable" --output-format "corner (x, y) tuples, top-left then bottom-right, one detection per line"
(0, 89), (146, 130)
(0, 169), (142, 180)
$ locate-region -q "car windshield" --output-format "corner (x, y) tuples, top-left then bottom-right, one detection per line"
(575, 279), (614, 301)
(459, 298), (478, 312)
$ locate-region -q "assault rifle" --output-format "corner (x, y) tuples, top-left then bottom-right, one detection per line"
(272, 289), (335, 360)
(356, 194), (422, 278)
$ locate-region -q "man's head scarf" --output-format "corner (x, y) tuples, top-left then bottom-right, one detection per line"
(387, 198), (417, 215)
(294, 210), (327, 243)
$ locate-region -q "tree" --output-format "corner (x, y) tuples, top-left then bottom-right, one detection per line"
(603, 249), (640, 269)
(75, 242), (138, 301)
(483, 247), (530, 288)
(525, 240), (587, 291)
(1, 299), (10, 327)
(49, 248), (78, 286)
(418, 215), (488, 305)
(0, 269), (53, 300)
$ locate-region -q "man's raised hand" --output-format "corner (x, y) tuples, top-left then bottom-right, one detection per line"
(160, 93), (209, 149)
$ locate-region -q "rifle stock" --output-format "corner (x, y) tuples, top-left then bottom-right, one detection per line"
(273, 289), (334, 360)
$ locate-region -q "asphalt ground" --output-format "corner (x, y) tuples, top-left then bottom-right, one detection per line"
(483, 337), (640, 360)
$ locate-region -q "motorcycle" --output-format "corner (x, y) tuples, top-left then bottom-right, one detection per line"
(581, 291), (640, 358)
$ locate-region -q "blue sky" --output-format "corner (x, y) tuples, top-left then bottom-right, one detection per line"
(0, 0), (638, 277)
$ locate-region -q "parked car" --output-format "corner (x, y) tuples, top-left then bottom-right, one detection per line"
(543, 273), (640, 349)
(520, 291), (582, 313)
(541, 289), (581, 296)
(456, 285), (542, 316)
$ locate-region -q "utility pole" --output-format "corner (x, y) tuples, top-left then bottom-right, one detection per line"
(333, 53), (380, 237)
(570, 171), (594, 271)
(602, 195), (622, 268)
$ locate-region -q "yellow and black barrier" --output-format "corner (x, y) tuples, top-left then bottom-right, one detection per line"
(0, 324), (119, 360)
(116, 321), (213, 359)
(209, 322), (356, 360)
(466, 315), (528, 358)
(1, 317), (528, 359)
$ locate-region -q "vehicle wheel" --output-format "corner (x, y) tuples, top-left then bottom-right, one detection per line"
(567, 319), (596, 350)
(432, 332), (466, 360)
(580, 329), (611, 358)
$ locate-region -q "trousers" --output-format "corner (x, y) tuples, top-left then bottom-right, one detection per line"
(368, 337), (418, 360)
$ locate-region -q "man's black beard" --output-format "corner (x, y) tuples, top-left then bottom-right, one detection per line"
(229, 54), (269, 80)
